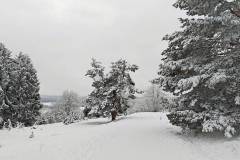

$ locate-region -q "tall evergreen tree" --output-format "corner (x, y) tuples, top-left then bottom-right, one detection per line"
(0, 43), (16, 127)
(154, 0), (240, 137)
(85, 59), (106, 117)
(10, 53), (42, 126)
(85, 59), (141, 121)
(0, 44), (42, 127)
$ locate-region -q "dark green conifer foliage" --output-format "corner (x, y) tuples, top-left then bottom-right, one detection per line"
(0, 44), (42, 127)
(86, 59), (141, 121)
(154, 0), (240, 137)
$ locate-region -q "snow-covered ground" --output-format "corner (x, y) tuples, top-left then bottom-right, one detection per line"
(0, 112), (240, 160)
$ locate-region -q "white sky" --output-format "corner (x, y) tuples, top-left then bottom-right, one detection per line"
(0, 0), (184, 96)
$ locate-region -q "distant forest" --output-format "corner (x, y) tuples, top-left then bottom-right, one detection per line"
(40, 95), (61, 103)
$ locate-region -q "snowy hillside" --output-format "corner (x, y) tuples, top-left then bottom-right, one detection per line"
(0, 113), (240, 160)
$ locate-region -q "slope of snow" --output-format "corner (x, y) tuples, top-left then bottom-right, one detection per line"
(0, 112), (240, 160)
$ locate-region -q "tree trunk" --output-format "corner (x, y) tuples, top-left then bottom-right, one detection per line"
(111, 110), (117, 121)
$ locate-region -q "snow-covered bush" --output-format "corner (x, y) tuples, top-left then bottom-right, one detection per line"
(45, 110), (83, 125)
(154, 0), (240, 137)
(16, 122), (25, 129)
(37, 91), (84, 125)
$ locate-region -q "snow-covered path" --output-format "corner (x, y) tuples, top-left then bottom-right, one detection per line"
(0, 113), (240, 160)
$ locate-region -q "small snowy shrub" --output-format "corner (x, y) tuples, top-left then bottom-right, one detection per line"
(63, 111), (84, 125)
(16, 122), (24, 129)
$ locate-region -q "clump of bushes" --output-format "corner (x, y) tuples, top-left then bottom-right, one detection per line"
(37, 109), (83, 125)
(37, 90), (85, 125)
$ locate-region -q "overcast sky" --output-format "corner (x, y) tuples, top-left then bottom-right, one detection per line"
(0, 0), (183, 96)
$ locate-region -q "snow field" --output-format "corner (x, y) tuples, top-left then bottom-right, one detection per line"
(0, 112), (240, 160)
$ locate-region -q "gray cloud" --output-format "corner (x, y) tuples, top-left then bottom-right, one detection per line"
(0, 0), (184, 96)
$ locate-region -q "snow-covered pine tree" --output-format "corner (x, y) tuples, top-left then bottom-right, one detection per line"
(105, 59), (140, 120)
(154, 0), (240, 137)
(86, 59), (141, 121)
(85, 59), (106, 118)
(7, 53), (42, 126)
(15, 53), (41, 126)
(0, 43), (15, 128)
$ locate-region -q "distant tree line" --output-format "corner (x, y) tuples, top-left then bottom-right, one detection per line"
(41, 95), (61, 103)
(0, 43), (42, 128)
(129, 84), (177, 113)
